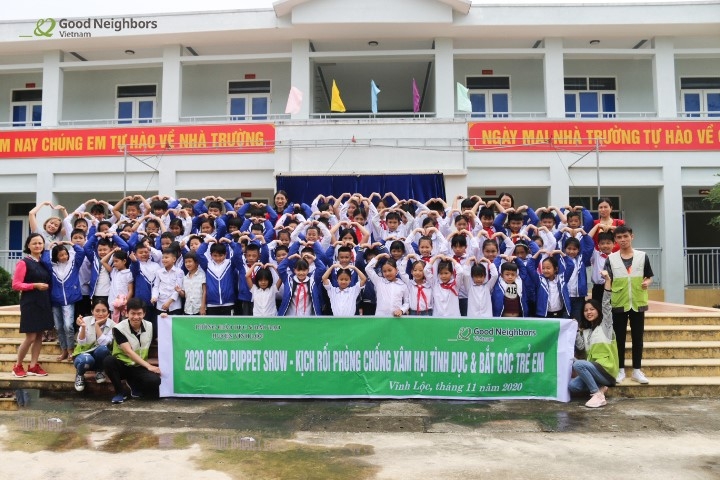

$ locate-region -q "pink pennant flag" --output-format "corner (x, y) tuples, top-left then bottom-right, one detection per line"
(412, 78), (420, 113)
(285, 86), (303, 114)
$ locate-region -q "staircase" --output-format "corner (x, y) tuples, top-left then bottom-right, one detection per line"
(0, 305), (719, 404)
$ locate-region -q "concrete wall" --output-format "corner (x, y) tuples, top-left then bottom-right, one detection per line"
(0, 72), (44, 124)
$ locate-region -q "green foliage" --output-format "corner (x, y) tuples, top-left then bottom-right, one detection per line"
(0, 266), (20, 306)
(708, 174), (720, 229)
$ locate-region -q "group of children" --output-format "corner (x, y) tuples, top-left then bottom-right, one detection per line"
(29, 191), (626, 333)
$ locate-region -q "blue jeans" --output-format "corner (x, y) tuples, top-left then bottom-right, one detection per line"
(569, 360), (613, 395)
(74, 345), (111, 374)
(570, 296), (585, 323)
(52, 304), (75, 350)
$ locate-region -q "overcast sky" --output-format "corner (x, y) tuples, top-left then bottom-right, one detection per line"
(1, 0), (701, 21)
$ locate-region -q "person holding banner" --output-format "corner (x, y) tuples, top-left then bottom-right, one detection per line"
(103, 298), (161, 404)
(571, 270), (618, 408)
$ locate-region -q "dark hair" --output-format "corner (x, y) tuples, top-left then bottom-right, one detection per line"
(246, 243), (260, 253)
(23, 233), (45, 254)
(209, 243), (227, 256)
(125, 201), (141, 211)
(514, 240), (530, 254)
(113, 250), (130, 269)
(460, 198), (477, 210)
(353, 206), (367, 221)
(294, 258), (310, 271)
(162, 248), (179, 259)
(450, 235), (467, 248)
(226, 217), (243, 231)
(199, 218), (215, 231)
(426, 200), (445, 214)
(146, 218), (161, 230)
(135, 242), (150, 252)
(382, 257), (398, 270)
(564, 237), (581, 250)
(418, 236), (433, 247)
(497, 192), (515, 207)
(306, 225), (321, 237)
(73, 217), (89, 228)
(478, 207), (495, 219)
(168, 218), (184, 232)
(539, 211), (555, 221)
(470, 263), (487, 278)
(183, 251), (199, 263)
(207, 200), (223, 212)
(597, 197), (614, 209)
(614, 225), (632, 235)
(597, 232), (615, 243)
(454, 214), (470, 226)
(581, 298), (602, 329)
(249, 206), (265, 218)
(421, 216), (436, 228)
(273, 190), (289, 208)
(566, 211), (581, 221)
(507, 213), (524, 223)
(150, 200), (168, 212)
(337, 245), (353, 256)
(336, 268), (352, 280)
(542, 255), (559, 274)
(51, 244), (68, 263)
(89, 204), (106, 215)
(500, 262), (518, 273)
(389, 240), (406, 253)
(91, 297), (110, 312)
(126, 297), (146, 312)
(254, 267), (274, 286)
(70, 228), (86, 239)
(385, 211), (401, 223)
(482, 239), (499, 252)
(97, 220), (113, 231)
(339, 228), (359, 244)
(437, 260), (454, 274)
(160, 231), (175, 241)
(275, 244), (289, 255)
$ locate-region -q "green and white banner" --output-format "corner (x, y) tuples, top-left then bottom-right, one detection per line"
(158, 317), (576, 402)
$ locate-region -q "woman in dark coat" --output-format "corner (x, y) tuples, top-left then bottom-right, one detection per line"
(11, 233), (53, 377)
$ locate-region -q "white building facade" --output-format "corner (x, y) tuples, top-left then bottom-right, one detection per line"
(1, 0), (719, 304)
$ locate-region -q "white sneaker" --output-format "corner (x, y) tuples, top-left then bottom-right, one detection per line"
(616, 369), (625, 383)
(95, 371), (107, 384)
(75, 374), (85, 392)
(585, 391), (607, 408)
(631, 369), (649, 384)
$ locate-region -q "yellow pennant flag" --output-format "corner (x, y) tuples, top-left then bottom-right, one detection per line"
(331, 80), (346, 112)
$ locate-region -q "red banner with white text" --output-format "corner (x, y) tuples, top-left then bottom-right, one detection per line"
(468, 120), (720, 151)
(0, 123), (275, 158)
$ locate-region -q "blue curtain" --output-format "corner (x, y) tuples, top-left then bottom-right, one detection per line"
(276, 174), (445, 204)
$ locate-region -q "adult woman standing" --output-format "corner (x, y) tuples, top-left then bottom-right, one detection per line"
(11, 233), (53, 377)
(593, 197), (625, 251)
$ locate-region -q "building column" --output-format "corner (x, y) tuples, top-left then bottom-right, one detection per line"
(659, 164), (684, 304)
(549, 161), (570, 207)
(158, 163), (177, 199)
(543, 38), (565, 119)
(652, 37), (677, 119)
(161, 45), (183, 123)
(41, 51), (63, 127)
(290, 40), (311, 120)
(34, 171), (55, 226)
(434, 38), (454, 119)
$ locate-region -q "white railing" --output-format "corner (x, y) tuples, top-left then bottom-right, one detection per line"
(563, 111), (657, 119)
(0, 250), (23, 274)
(639, 247), (662, 289)
(180, 114), (291, 123)
(58, 117), (161, 127)
(309, 112), (437, 120)
(685, 247), (720, 287)
(678, 111), (720, 118)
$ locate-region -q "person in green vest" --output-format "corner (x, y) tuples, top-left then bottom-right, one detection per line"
(103, 297), (161, 404)
(604, 225), (653, 385)
(571, 270), (618, 408)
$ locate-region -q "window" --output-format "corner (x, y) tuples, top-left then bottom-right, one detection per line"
(564, 77), (617, 118)
(681, 77), (720, 118)
(116, 85), (157, 124)
(228, 80), (270, 121)
(466, 76), (510, 118)
(569, 195), (622, 220)
(11, 89), (42, 127)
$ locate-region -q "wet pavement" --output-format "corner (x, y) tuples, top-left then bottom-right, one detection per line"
(2, 393), (720, 479)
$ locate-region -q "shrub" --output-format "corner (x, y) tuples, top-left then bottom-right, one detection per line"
(0, 266), (19, 306)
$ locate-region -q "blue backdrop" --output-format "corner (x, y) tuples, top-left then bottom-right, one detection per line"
(275, 173), (445, 205)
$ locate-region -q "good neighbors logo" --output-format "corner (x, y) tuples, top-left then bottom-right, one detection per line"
(21, 17), (158, 38)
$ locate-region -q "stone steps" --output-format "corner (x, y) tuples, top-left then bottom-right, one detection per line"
(627, 325), (720, 342)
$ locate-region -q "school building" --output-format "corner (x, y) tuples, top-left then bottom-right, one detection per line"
(0, 0), (718, 305)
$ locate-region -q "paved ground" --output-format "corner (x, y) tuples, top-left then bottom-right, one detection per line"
(1, 393), (720, 479)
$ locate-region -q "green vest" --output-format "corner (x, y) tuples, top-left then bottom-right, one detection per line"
(586, 331), (620, 378)
(112, 319), (153, 366)
(609, 250), (648, 313)
(73, 317), (116, 356)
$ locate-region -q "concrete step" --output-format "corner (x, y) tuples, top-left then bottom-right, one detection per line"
(645, 314), (720, 326)
(611, 376), (720, 398)
(619, 359), (720, 378)
(0, 353), (77, 375)
(626, 325), (720, 342)
(0, 396), (18, 411)
(626, 341), (720, 359)
(0, 339), (63, 355)
(0, 323), (25, 338)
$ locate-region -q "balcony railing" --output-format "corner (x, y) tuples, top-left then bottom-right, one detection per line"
(180, 114), (291, 123)
(0, 250), (23, 274)
(685, 247), (720, 287)
(563, 111), (657, 119)
(58, 117), (161, 127)
(678, 111), (720, 118)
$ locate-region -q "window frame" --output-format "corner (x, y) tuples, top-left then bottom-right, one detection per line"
(227, 80), (271, 121)
(680, 76), (720, 117)
(563, 76), (618, 119)
(115, 83), (158, 124)
(10, 89), (42, 127)
(465, 75), (511, 118)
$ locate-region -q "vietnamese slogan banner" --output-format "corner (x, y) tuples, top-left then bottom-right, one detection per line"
(0, 123), (275, 158)
(158, 316), (576, 402)
(468, 120), (720, 151)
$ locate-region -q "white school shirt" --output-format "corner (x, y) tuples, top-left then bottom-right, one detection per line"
(546, 277), (563, 312)
(399, 272), (433, 312)
(464, 262), (498, 318)
(286, 277), (314, 316)
(251, 285), (279, 316)
(365, 260), (409, 317)
(153, 266), (184, 311)
(324, 283), (361, 317)
(423, 264), (462, 318)
(183, 269), (206, 314)
(109, 268), (133, 310)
